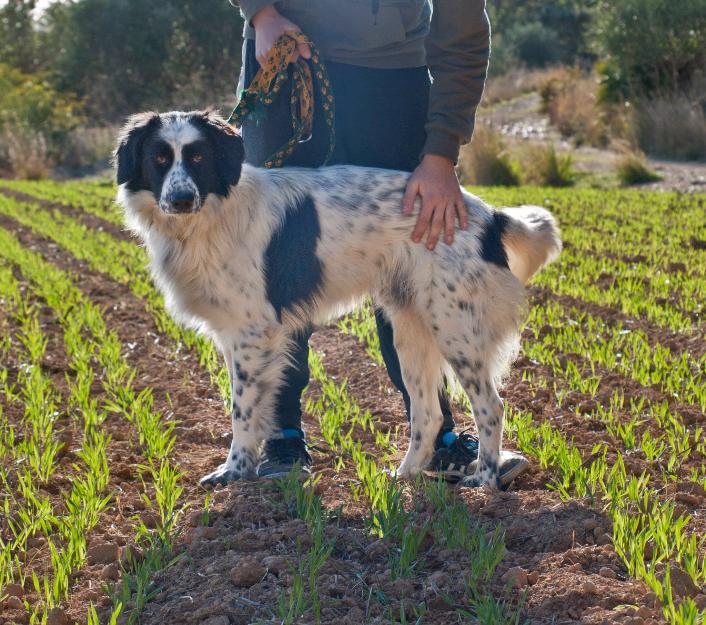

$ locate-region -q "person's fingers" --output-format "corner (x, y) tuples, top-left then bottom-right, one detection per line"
(411, 201), (435, 243)
(426, 205), (446, 250)
(298, 42), (312, 59)
(456, 197), (469, 230)
(402, 180), (420, 216)
(444, 202), (456, 245)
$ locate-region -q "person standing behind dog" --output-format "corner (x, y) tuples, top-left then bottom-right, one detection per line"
(232, 0), (529, 486)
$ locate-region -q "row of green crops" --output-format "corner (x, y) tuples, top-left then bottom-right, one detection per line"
(0, 228), (185, 624)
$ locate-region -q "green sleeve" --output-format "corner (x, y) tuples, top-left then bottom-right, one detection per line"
(423, 0), (491, 163)
(236, 0), (276, 24)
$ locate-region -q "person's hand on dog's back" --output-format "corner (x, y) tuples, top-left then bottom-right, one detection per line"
(404, 154), (468, 250)
(252, 5), (311, 64)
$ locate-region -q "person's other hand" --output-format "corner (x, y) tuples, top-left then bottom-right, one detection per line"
(403, 154), (468, 250)
(252, 5), (311, 64)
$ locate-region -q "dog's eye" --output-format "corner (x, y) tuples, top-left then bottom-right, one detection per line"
(155, 154), (168, 165)
(191, 153), (203, 164)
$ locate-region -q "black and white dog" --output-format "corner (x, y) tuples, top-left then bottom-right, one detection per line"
(115, 110), (561, 488)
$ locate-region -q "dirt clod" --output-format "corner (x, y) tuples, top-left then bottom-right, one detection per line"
(502, 566), (528, 588)
(581, 579), (598, 594)
(4, 595), (24, 610)
(596, 533), (612, 546)
(87, 542), (120, 565)
(230, 560), (266, 587)
(45, 607), (69, 625)
(599, 566), (617, 579)
(100, 563), (120, 581)
(3, 583), (24, 598)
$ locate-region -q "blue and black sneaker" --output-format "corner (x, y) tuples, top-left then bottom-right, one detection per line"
(257, 430), (312, 480)
(425, 430), (529, 488)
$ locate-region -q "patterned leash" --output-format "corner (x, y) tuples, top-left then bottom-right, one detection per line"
(228, 32), (335, 168)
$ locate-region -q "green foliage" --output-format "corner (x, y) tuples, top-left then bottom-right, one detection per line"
(617, 153), (662, 186)
(487, 0), (596, 69)
(0, 0), (39, 73)
(591, 0), (706, 99)
(40, 0), (243, 120)
(505, 21), (561, 68)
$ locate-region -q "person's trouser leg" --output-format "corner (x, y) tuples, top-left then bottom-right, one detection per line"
(325, 62), (455, 439)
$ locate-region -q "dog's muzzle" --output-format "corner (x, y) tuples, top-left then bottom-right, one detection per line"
(162, 189), (201, 214)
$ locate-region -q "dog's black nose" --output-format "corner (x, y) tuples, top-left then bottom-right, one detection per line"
(170, 190), (196, 213)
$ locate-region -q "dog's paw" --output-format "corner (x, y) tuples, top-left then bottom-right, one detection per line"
(199, 463), (248, 488)
(457, 471), (500, 489)
(395, 461), (423, 481)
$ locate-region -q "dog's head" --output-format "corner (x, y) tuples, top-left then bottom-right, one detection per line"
(114, 110), (245, 215)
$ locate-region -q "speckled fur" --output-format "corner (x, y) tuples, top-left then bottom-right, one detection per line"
(116, 113), (561, 488)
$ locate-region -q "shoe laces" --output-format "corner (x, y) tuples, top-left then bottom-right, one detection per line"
(442, 430), (479, 463)
(264, 436), (311, 465)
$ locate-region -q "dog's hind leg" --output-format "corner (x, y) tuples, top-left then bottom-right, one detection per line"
(200, 330), (285, 487)
(386, 309), (445, 480)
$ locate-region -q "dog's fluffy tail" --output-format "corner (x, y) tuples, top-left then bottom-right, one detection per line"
(499, 205), (562, 284)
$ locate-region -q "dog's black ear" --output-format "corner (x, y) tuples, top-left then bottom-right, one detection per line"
(114, 112), (161, 188)
(191, 111), (245, 195)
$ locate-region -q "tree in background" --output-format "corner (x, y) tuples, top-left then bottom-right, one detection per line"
(487, 0), (596, 72)
(0, 0), (40, 72)
(39, 0), (243, 121)
(592, 0), (706, 100)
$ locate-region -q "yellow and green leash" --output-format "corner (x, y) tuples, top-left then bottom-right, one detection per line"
(228, 32), (335, 168)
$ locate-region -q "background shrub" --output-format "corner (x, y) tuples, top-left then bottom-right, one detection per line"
(458, 125), (520, 187)
(616, 152), (662, 186)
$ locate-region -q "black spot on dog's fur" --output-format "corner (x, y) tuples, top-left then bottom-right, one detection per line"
(115, 113), (162, 191)
(189, 112), (245, 195)
(479, 212), (510, 269)
(264, 195), (322, 321)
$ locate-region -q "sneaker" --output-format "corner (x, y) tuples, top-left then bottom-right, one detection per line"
(425, 431), (480, 483)
(425, 431), (529, 488)
(256, 435), (312, 480)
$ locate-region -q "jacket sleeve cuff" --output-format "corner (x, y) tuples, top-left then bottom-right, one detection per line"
(238, 0), (275, 24)
(422, 129), (465, 164)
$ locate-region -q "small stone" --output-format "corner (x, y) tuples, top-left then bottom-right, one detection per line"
(187, 510), (203, 527)
(694, 594), (706, 610)
(4, 595), (23, 610)
(188, 526), (217, 543)
(202, 617), (229, 625)
(625, 617), (644, 625)
(581, 580), (598, 594)
(45, 607), (69, 625)
(675, 492), (699, 506)
(527, 571), (539, 585)
(502, 566), (528, 588)
(583, 518), (599, 531)
(3, 583), (24, 598)
(597, 533), (612, 546)
(230, 561), (266, 587)
(599, 567), (616, 579)
(667, 566), (699, 598)
(101, 564), (120, 581)
(87, 542), (120, 565)
(637, 606), (652, 619)
(262, 555), (290, 574)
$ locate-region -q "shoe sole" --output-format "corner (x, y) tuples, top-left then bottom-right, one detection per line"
(424, 451), (529, 488)
(257, 468), (312, 481)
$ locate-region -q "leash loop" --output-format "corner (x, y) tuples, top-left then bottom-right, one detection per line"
(228, 32), (335, 168)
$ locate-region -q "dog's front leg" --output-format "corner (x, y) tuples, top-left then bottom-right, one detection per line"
(200, 330), (282, 487)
